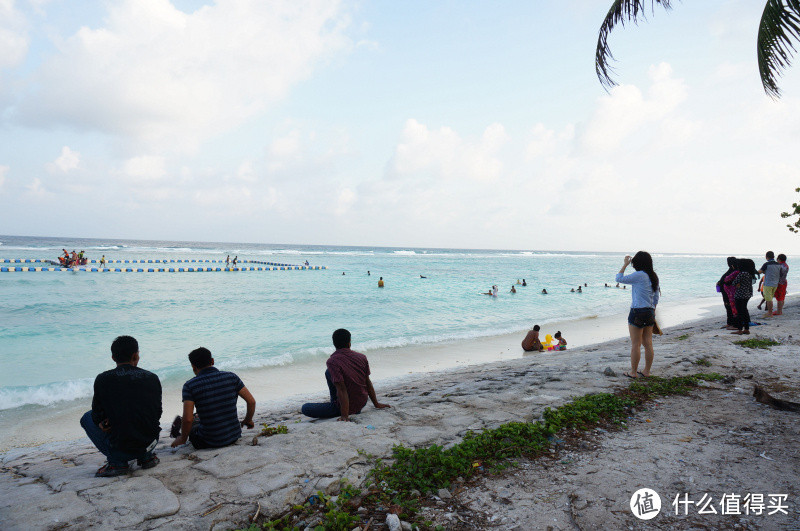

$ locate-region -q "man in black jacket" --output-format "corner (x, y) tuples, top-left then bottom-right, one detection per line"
(80, 335), (162, 477)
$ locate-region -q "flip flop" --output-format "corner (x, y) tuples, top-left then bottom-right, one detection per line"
(623, 371), (637, 379)
(637, 371), (649, 377)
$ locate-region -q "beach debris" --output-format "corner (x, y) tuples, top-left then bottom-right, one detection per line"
(260, 424), (289, 437)
(251, 435), (259, 446)
(251, 501), (261, 522)
(603, 367), (616, 377)
(201, 503), (223, 517)
(759, 452), (775, 461)
(753, 385), (800, 413)
(385, 513), (402, 531)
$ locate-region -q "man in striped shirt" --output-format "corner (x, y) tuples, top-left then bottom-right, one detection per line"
(171, 347), (256, 449)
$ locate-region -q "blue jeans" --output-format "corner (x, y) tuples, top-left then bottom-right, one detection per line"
(301, 370), (341, 418)
(80, 411), (154, 467)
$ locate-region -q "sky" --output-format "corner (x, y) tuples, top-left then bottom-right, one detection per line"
(1, 0), (799, 254)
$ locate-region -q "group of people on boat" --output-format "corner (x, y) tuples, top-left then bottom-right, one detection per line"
(58, 249), (88, 267)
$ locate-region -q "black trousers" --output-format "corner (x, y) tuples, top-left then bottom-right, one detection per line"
(722, 292), (735, 326)
(734, 298), (750, 331)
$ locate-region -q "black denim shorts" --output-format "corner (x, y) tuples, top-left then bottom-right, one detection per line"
(628, 307), (655, 328)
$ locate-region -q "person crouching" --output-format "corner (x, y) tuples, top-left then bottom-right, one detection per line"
(171, 347), (256, 449)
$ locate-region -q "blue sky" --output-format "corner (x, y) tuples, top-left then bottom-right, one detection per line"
(1, 0), (799, 254)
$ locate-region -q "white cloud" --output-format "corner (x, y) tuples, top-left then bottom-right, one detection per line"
(25, 177), (49, 198)
(581, 62), (687, 153)
(392, 119), (509, 181)
(0, 0), (28, 69)
(121, 155), (166, 181)
(15, 0), (352, 152)
(335, 187), (355, 216)
(47, 146), (80, 173)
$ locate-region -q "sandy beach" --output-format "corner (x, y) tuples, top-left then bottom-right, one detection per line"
(1, 298), (798, 530)
(0, 295), (728, 452)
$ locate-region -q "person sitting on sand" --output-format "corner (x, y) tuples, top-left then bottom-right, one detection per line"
(378, 277), (384, 287)
(79, 336), (162, 477)
(170, 347), (255, 449)
(521, 324), (544, 352)
(510, 285), (516, 293)
(554, 331), (567, 350)
(301, 329), (391, 420)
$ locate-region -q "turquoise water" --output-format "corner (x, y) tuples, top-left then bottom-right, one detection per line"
(0, 235), (781, 411)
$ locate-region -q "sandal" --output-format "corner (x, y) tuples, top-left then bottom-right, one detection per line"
(623, 371), (637, 379)
(137, 454), (159, 470)
(95, 462), (129, 477)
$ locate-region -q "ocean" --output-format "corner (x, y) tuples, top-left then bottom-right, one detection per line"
(0, 235), (788, 448)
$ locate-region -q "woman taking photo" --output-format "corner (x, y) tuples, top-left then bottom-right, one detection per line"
(616, 251), (660, 378)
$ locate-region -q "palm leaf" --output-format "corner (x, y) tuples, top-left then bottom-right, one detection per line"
(596, 0), (674, 90)
(758, 0), (800, 98)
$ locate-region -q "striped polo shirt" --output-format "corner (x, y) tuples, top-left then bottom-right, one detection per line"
(182, 367), (245, 447)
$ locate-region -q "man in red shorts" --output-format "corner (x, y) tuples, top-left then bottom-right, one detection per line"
(774, 254), (789, 315)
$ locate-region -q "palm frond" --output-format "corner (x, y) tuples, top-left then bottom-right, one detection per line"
(758, 0), (800, 98)
(596, 0), (674, 90)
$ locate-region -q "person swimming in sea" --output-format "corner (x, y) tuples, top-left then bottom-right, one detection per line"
(510, 285), (516, 293)
(577, 286), (582, 293)
(541, 288), (547, 294)
(522, 279), (527, 286)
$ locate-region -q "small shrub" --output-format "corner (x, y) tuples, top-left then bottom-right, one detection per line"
(733, 338), (781, 349)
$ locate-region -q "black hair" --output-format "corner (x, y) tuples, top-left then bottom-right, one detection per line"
(533, 325), (540, 331)
(766, 251), (774, 260)
(777, 253), (787, 262)
(111, 335), (138, 363)
(737, 258), (758, 281)
(631, 251), (659, 292)
(727, 256), (737, 268)
(188, 347), (213, 369)
(332, 328), (351, 349)
(554, 331), (561, 338)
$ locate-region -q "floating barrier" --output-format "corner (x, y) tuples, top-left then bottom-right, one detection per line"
(0, 260), (326, 273)
(0, 258), (299, 266)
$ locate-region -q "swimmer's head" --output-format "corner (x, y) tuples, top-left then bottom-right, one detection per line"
(533, 324), (540, 331)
